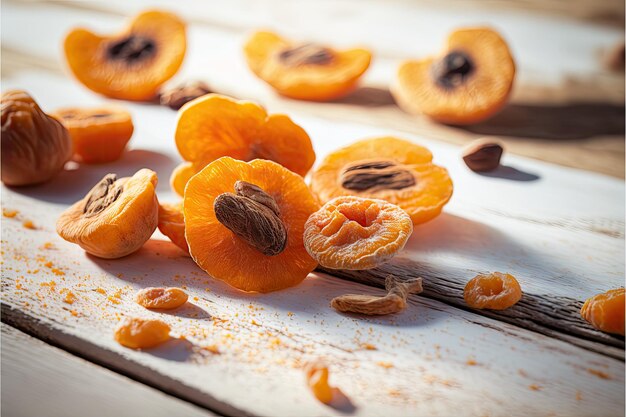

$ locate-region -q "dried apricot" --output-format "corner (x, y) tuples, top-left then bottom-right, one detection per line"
(331, 276), (423, 315)
(310, 137), (453, 225)
(52, 106), (133, 164)
(184, 157), (318, 293)
(114, 317), (170, 349)
(581, 288), (624, 336)
(158, 202), (189, 254)
(244, 30), (371, 101)
(305, 362), (334, 404)
(393, 27), (515, 125)
(170, 162), (196, 197)
(464, 272), (522, 310)
(304, 196), (412, 270)
(64, 10), (186, 101)
(135, 287), (188, 309)
(56, 169), (159, 258)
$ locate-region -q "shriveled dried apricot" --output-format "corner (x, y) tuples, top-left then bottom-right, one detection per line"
(305, 361), (334, 404)
(175, 94), (315, 179)
(244, 31), (371, 101)
(56, 169), (159, 259)
(52, 106), (133, 164)
(581, 288), (624, 336)
(331, 276), (423, 315)
(464, 272), (522, 310)
(158, 202), (189, 254)
(304, 196), (412, 270)
(184, 157), (318, 293)
(114, 317), (170, 349)
(310, 137), (453, 225)
(170, 162), (196, 197)
(64, 10), (186, 101)
(135, 287), (188, 309)
(1, 90), (72, 186)
(393, 27), (515, 125)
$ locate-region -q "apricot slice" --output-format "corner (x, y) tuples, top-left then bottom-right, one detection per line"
(158, 201), (189, 254)
(114, 317), (170, 349)
(464, 272), (522, 310)
(175, 94), (315, 178)
(310, 137), (453, 225)
(64, 10), (186, 101)
(304, 196), (412, 270)
(581, 288), (624, 336)
(56, 169), (159, 259)
(170, 162), (196, 197)
(244, 31), (371, 101)
(393, 27), (515, 125)
(184, 157), (319, 293)
(52, 106), (133, 164)
(135, 287), (188, 310)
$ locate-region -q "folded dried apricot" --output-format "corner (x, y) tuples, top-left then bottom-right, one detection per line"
(305, 361), (334, 404)
(464, 272), (522, 310)
(158, 202), (189, 254)
(581, 288), (624, 336)
(304, 196), (412, 270)
(114, 317), (170, 349)
(135, 287), (188, 309)
(184, 157), (318, 293)
(244, 30), (371, 101)
(310, 137), (453, 225)
(52, 106), (133, 164)
(170, 162), (196, 197)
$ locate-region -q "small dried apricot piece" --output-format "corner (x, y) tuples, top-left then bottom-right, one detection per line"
(304, 196), (412, 270)
(464, 272), (522, 310)
(581, 288), (624, 336)
(114, 317), (170, 349)
(135, 287), (188, 309)
(52, 106), (133, 164)
(305, 362), (334, 404)
(158, 202), (189, 254)
(170, 162), (196, 197)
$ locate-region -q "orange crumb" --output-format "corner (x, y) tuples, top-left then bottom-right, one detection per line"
(251, 319), (260, 326)
(51, 268), (65, 276)
(518, 369), (528, 377)
(3, 209), (18, 218)
(587, 369), (611, 380)
(70, 310), (78, 317)
(361, 343), (377, 350)
(15, 283), (23, 290)
(529, 384), (541, 391)
(22, 220), (36, 229)
(287, 312), (294, 317)
(95, 288), (106, 295)
(377, 361), (394, 369)
(193, 296), (199, 301)
(63, 291), (77, 304)
(42, 242), (55, 249)
(576, 391), (583, 401)
(108, 296), (121, 304)
(466, 358), (477, 366)
(202, 344), (220, 354)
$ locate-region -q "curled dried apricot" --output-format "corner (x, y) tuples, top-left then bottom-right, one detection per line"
(305, 362), (334, 404)
(135, 287), (188, 309)
(393, 27), (515, 125)
(52, 106), (133, 164)
(581, 288), (624, 336)
(184, 157), (318, 293)
(64, 10), (186, 101)
(114, 317), (170, 349)
(1, 90), (72, 186)
(56, 169), (159, 258)
(158, 202), (189, 254)
(464, 272), (522, 310)
(310, 137), (453, 225)
(304, 196), (412, 270)
(170, 162), (195, 197)
(244, 31), (371, 101)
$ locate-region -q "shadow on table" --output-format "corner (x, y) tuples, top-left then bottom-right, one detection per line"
(477, 165), (540, 181)
(331, 86), (396, 107)
(147, 338), (194, 362)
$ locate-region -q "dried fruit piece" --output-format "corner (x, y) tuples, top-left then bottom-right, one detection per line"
(310, 137), (453, 225)
(1, 90), (72, 186)
(393, 27), (515, 125)
(52, 106), (134, 164)
(464, 272), (522, 310)
(244, 31), (371, 101)
(305, 361), (334, 404)
(304, 196), (412, 270)
(135, 287), (188, 309)
(170, 162), (196, 197)
(331, 276), (423, 315)
(114, 317), (170, 349)
(158, 202), (189, 254)
(159, 81), (211, 110)
(581, 288), (624, 336)
(462, 139), (503, 172)
(64, 10), (186, 101)
(184, 157), (318, 292)
(56, 169), (159, 258)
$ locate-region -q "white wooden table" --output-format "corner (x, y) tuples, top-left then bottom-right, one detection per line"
(2, 1), (624, 416)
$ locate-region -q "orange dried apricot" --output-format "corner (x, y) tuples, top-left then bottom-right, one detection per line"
(64, 10), (186, 101)
(310, 137), (453, 225)
(135, 287), (188, 309)
(464, 272), (522, 310)
(175, 94), (315, 179)
(581, 288), (624, 336)
(393, 27), (515, 125)
(170, 162), (196, 197)
(304, 196), (412, 270)
(305, 361), (334, 404)
(114, 317), (170, 349)
(158, 201), (189, 254)
(52, 106), (133, 164)
(244, 30), (371, 101)
(184, 157), (318, 293)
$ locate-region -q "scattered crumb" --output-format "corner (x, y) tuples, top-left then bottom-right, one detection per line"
(3, 209), (19, 218)
(466, 358), (477, 366)
(95, 288), (106, 295)
(587, 368), (611, 380)
(377, 361), (394, 369)
(63, 291), (77, 305)
(529, 384), (541, 391)
(70, 310), (79, 317)
(576, 390), (583, 401)
(22, 220), (36, 229)
(42, 242), (55, 250)
(361, 343), (377, 350)
(201, 344), (220, 354)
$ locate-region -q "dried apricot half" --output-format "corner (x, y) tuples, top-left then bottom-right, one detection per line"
(581, 288), (624, 336)
(158, 201), (189, 254)
(64, 10), (186, 101)
(135, 287), (188, 309)
(304, 196), (412, 270)
(52, 106), (133, 164)
(114, 317), (170, 349)
(170, 162), (196, 197)
(393, 27), (515, 125)
(244, 30), (371, 101)
(310, 137), (453, 225)
(56, 169), (159, 258)
(184, 157), (319, 293)
(464, 272), (522, 310)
